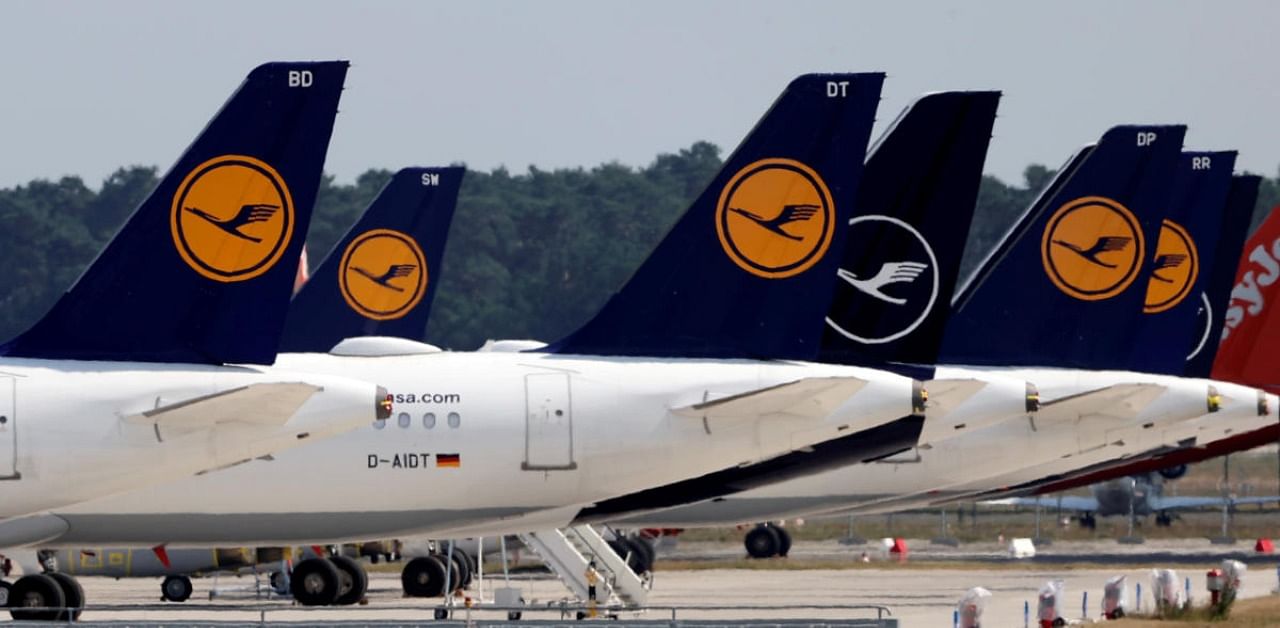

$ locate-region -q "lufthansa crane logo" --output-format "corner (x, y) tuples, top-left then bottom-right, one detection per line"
(171, 155), (294, 282)
(1144, 219), (1199, 314)
(339, 229), (428, 320)
(1041, 196), (1144, 301)
(826, 215), (939, 344)
(715, 158), (834, 279)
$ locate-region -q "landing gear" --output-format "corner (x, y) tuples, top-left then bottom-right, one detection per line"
(290, 557), (341, 606)
(1079, 513), (1098, 530)
(1155, 512), (1173, 527)
(47, 573), (84, 620)
(745, 524), (791, 558)
(401, 555), (448, 598)
(161, 575), (194, 603)
(8, 574), (65, 621)
(607, 535), (655, 573)
(329, 555), (368, 606)
(0, 579), (10, 607)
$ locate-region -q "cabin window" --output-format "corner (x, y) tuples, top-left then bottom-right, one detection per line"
(423, 412), (437, 429)
(397, 412), (412, 429)
(373, 418), (386, 430)
(447, 412), (461, 428)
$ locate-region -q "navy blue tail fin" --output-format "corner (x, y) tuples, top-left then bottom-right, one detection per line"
(0, 62), (348, 365)
(939, 125), (1186, 368)
(547, 74), (886, 360)
(1185, 174), (1261, 377)
(1126, 151), (1236, 375)
(279, 167), (464, 352)
(819, 91), (1000, 371)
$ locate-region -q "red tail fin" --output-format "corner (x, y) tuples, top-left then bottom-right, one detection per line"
(1213, 205), (1280, 389)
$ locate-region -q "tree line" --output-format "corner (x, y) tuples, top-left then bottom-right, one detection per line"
(1, 142), (1276, 350)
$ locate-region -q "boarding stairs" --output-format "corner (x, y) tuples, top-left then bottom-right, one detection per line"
(518, 525), (649, 608)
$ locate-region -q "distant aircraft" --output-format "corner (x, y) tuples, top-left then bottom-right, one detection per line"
(986, 469), (1280, 529)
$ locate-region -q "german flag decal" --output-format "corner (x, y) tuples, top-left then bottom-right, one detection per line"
(436, 453), (461, 468)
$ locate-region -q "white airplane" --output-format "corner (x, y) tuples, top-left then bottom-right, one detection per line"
(0, 62), (391, 617)
(7, 74), (940, 608)
(608, 135), (1269, 552)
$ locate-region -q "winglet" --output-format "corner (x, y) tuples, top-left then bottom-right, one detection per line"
(1, 62), (349, 364)
(280, 167), (465, 352)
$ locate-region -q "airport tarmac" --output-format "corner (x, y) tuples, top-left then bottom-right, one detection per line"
(9, 539), (1278, 625)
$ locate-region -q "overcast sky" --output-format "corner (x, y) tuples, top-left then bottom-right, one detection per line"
(1, 1), (1277, 189)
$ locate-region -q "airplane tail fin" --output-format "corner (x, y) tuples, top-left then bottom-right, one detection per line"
(1212, 203), (1280, 389)
(1186, 175), (1261, 377)
(1, 61), (348, 365)
(939, 125), (1186, 369)
(279, 167), (465, 352)
(548, 74), (885, 359)
(1125, 151), (1237, 375)
(819, 90), (1000, 370)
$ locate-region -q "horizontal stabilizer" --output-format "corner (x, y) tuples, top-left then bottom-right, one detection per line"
(125, 383), (321, 431)
(922, 379), (988, 416)
(1040, 383), (1166, 421)
(671, 377), (868, 420)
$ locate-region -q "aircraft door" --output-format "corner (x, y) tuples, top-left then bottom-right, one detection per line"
(522, 372), (576, 470)
(0, 375), (15, 479)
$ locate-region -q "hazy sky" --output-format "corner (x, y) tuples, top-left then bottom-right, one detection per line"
(1, 1), (1277, 189)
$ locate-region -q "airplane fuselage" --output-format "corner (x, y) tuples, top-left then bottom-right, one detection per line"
(0, 357), (381, 529)
(28, 348), (914, 547)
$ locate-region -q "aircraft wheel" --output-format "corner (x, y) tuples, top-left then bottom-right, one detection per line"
(460, 551), (478, 587)
(161, 575), (193, 603)
(1080, 514), (1097, 530)
(401, 555), (447, 597)
(47, 573), (84, 620)
(744, 525), (782, 559)
(290, 557), (340, 606)
(0, 580), (11, 607)
(9, 574), (65, 621)
(775, 526), (792, 557)
(329, 555), (368, 606)
(624, 537), (654, 573)
(445, 551), (472, 590)
(1156, 513), (1173, 527)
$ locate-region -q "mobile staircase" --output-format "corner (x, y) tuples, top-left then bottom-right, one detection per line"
(518, 525), (650, 609)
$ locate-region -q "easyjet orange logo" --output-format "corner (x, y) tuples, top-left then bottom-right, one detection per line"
(1144, 219), (1198, 313)
(170, 155), (293, 282)
(1041, 196), (1144, 301)
(339, 229), (428, 320)
(715, 158), (834, 279)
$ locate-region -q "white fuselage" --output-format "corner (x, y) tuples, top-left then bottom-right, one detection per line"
(612, 367), (1255, 526)
(29, 349), (915, 547)
(0, 358), (381, 529)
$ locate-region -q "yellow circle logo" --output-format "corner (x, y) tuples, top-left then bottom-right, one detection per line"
(339, 229), (428, 321)
(1040, 196), (1144, 301)
(715, 158), (834, 279)
(170, 155), (293, 282)
(1144, 219), (1198, 314)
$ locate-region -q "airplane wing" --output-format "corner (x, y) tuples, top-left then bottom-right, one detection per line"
(1039, 383), (1167, 421)
(921, 379), (988, 417)
(124, 383), (323, 433)
(1153, 496), (1280, 510)
(982, 495), (1101, 512)
(670, 377), (868, 420)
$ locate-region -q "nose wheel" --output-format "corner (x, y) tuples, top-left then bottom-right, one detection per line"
(161, 575), (194, 602)
(744, 524), (792, 559)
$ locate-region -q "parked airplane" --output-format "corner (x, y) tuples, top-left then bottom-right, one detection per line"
(0, 61), (392, 619)
(605, 130), (1266, 554)
(986, 470), (1280, 529)
(14, 74), (943, 608)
